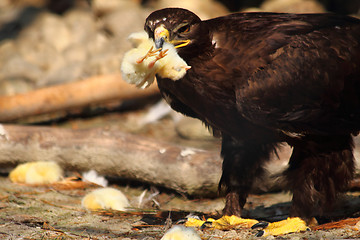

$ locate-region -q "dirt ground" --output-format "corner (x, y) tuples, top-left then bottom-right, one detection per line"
(1, 112), (360, 239)
(1, 175), (360, 240)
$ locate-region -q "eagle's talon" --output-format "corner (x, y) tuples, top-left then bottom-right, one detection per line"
(251, 222), (269, 229)
(255, 230), (265, 237)
(200, 221), (213, 229)
(175, 218), (187, 224)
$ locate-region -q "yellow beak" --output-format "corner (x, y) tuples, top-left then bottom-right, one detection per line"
(154, 25), (169, 49)
(154, 25), (190, 49)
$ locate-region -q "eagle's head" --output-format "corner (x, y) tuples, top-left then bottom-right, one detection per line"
(144, 8), (211, 59)
(121, 8), (208, 88)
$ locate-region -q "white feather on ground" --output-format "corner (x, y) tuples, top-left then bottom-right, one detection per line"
(139, 100), (183, 125)
(82, 170), (108, 187)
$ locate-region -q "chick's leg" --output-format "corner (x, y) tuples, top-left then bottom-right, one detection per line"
(136, 46), (161, 64)
(147, 49), (168, 68)
(136, 46), (169, 70)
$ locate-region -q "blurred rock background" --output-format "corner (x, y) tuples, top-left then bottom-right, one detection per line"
(0, 0), (358, 96)
(0, 0), (358, 143)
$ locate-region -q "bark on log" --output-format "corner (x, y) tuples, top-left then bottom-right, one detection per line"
(0, 74), (159, 122)
(0, 124), (221, 197)
(1, 124), (360, 196)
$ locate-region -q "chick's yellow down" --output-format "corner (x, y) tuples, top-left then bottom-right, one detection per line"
(121, 31), (190, 89)
(9, 161), (63, 184)
(161, 225), (201, 240)
(81, 187), (130, 211)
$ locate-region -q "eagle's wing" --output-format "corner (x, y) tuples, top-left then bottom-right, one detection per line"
(159, 88), (199, 119)
(215, 15), (360, 135)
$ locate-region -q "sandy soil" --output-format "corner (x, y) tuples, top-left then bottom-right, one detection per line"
(1, 175), (360, 240)
(1, 112), (360, 239)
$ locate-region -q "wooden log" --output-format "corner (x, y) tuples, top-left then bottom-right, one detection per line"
(1, 124), (360, 196)
(0, 124), (221, 197)
(0, 74), (159, 122)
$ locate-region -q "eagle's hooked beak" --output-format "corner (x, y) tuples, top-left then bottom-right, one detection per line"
(154, 25), (169, 49)
(154, 25), (191, 49)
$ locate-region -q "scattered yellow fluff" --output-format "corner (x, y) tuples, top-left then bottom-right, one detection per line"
(262, 217), (308, 236)
(185, 215), (308, 236)
(121, 31), (190, 89)
(185, 215), (259, 229)
(81, 187), (130, 211)
(161, 225), (201, 240)
(9, 161), (63, 184)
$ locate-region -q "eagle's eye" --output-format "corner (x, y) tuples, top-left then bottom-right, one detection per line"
(176, 24), (190, 34)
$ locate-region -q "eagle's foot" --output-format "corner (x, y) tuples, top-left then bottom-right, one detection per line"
(185, 215), (259, 230)
(252, 217), (309, 236)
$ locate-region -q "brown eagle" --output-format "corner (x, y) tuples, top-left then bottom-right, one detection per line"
(125, 8), (360, 233)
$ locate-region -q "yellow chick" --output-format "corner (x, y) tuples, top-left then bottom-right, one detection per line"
(81, 187), (130, 211)
(121, 31), (191, 89)
(9, 161), (63, 184)
(161, 225), (201, 240)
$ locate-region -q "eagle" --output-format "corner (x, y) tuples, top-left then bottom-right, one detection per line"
(122, 8), (360, 235)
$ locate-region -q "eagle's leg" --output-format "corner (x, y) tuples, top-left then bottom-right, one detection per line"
(287, 134), (355, 219)
(219, 134), (275, 216)
(185, 135), (275, 229)
(256, 134), (355, 236)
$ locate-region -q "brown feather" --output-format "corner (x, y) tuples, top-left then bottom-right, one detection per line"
(144, 8), (360, 220)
